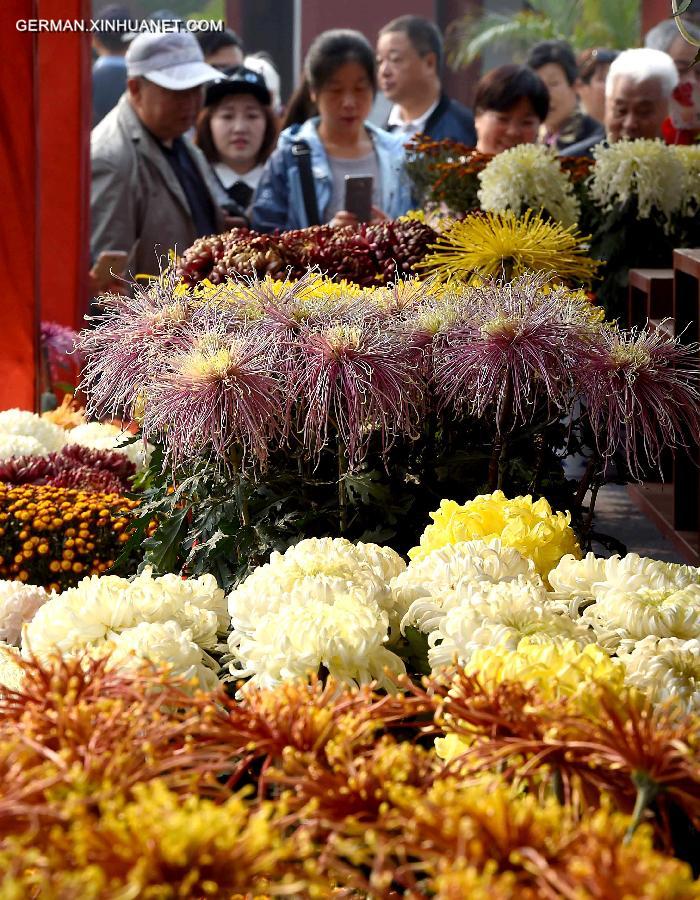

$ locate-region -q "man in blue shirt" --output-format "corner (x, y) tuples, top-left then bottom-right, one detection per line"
(92, 5), (131, 126)
(376, 15), (477, 147)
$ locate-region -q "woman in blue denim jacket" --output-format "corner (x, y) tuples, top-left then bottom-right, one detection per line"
(250, 30), (412, 233)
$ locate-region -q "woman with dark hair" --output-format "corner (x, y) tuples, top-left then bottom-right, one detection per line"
(250, 29), (412, 233)
(473, 64), (549, 156)
(527, 40), (605, 153)
(195, 66), (278, 212)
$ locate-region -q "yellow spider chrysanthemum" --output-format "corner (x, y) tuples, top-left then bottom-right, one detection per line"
(417, 210), (600, 285)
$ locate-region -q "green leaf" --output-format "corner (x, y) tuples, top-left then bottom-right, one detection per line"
(403, 627), (431, 677)
(140, 507), (189, 574)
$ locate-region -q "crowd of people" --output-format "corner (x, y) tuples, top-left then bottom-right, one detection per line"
(88, 7), (700, 288)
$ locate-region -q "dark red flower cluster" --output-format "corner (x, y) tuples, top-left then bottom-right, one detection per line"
(178, 219), (438, 287)
(0, 444), (135, 495)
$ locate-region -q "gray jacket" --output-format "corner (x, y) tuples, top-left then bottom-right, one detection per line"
(90, 95), (226, 278)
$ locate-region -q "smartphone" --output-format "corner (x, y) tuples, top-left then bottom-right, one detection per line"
(92, 250), (128, 283)
(344, 175), (373, 223)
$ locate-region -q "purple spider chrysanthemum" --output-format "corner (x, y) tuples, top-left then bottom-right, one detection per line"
(77, 269), (199, 420)
(576, 325), (700, 477)
(40, 322), (80, 381)
(431, 273), (595, 425)
(141, 320), (285, 470)
(293, 315), (425, 469)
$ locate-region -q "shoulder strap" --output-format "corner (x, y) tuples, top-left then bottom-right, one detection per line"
(291, 140), (320, 226)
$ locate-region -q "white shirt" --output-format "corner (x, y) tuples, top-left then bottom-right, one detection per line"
(213, 162), (264, 192)
(386, 98), (440, 139)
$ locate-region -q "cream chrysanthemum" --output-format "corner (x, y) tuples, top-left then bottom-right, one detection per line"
(228, 537), (405, 635)
(671, 144), (700, 216)
(21, 569), (227, 673)
(582, 583), (700, 650)
(0, 581), (49, 646)
(0, 409), (66, 455)
(589, 139), (685, 229)
(0, 642), (25, 692)
(108, 620), (219, 690)
(549, 552), (700, 601)
(426, 577), (593, 670)
(228, 576), (404, 691)
(409, 491), (580, 582)
(67, 422), (151, 470)
(619, 635), (700, 713)
(477, 144), (580, 227)
(395, 539), (539, 632)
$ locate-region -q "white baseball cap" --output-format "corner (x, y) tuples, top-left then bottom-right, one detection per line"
(126, 31), (222, 90)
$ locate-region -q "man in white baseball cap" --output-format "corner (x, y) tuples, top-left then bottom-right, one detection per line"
(90, 31), (244, 286)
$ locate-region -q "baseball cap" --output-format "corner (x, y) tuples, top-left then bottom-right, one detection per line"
(126, 31), (222, 90)
(205, 66), (272, 106)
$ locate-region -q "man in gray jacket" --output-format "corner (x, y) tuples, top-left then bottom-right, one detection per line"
(90, 31), (239, 287)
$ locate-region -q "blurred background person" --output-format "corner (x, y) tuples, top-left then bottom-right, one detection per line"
(645, 18), (700, 143)
(376, 15), (476, 145)
(244, 52), (283, 119)
(251, 29), (411, 233)
(472, 64), (549, 156)
(604, 47), (679, 143)
(527, 40), (604, 154)
(196, 28), (245, 71)
(575, 48), (618, 124)
(92, 4), (131, 126)
(196, 66), (278, 213)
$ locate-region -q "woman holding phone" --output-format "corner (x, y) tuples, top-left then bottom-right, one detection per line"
(250, 29), (412, 233)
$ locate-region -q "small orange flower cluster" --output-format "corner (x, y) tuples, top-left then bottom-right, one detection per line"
(0, 483), (141, 590)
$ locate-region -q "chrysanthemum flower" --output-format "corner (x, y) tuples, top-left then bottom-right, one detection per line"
(672, 144), (700, 216)
(0, 581), (48, 646)
(293, 313), (424, 467)
(409, 491), (581, 581)
(589, 139), (685, 229)
(431, 273), (595, 422)
(78, 272), (195, 420)
(394, 538), (538, 631)
(0, 409), (67, 455)
(477, 143), (580, 226)
(619, 635), (700, 713)
(142, 316), (284, 469)
(576, 325), (700, 476)
(425, 577), (593, 671)
(40, 321), (80, 381)
(582, 583), (700, 649)
(549, 552), (700, 601)
(417, 210), (599, 283)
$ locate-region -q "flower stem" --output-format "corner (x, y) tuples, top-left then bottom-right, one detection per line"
(337, 437), (348, 535)
(624, 772), (659, 843)
(488, 373), (513, 491)
(229, 445), (250, 528)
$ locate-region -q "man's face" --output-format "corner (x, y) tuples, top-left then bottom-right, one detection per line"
(128, 77), (204, 142)
(376, 30), (435, 104)
(668, 34), (700, 86)
(605, 75), (668, 141)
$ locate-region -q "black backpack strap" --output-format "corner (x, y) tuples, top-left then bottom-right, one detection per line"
(291, 140), (320, 226)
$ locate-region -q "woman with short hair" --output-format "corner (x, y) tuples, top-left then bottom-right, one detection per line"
(473, 64), (549, 156)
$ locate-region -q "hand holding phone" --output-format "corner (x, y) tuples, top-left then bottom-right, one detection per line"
(343, 175), (373, 224)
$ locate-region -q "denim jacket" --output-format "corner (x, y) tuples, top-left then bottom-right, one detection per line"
(250, 117), (412, 233)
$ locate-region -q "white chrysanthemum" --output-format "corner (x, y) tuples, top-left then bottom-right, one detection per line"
(22, 570), (224, 660)
(620, 635), (700, 713)
(583, 583), (700, 650)
(427, 577), (594, 671)
(671, 144), (700, 216)
(0, 643), (25, 692)
(0, 581), (49, 646)
(0, 409), (66, 456)
(228, 575), (404, 691)
(67, 422), (152, 470)
(589, 139), (684, 229)
(108, 620), (219, 690)
(228, 537), (403, 634)
(477, 144), (580, 227)
(0, 434), (47, 461)
(395, 539), (540, 632)
(549, 552), (700, 602)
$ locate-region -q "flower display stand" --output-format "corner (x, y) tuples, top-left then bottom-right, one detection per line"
(626, 251), (700, 564)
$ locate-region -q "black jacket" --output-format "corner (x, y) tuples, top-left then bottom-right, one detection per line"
(387, 93), (477, 147)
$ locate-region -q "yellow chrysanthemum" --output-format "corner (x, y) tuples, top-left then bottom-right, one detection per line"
(409, 490), (581, 580)
(417, 210), (600, 284)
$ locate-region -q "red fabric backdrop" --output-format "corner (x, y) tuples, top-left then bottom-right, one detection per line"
(0, 1), (91, 411)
